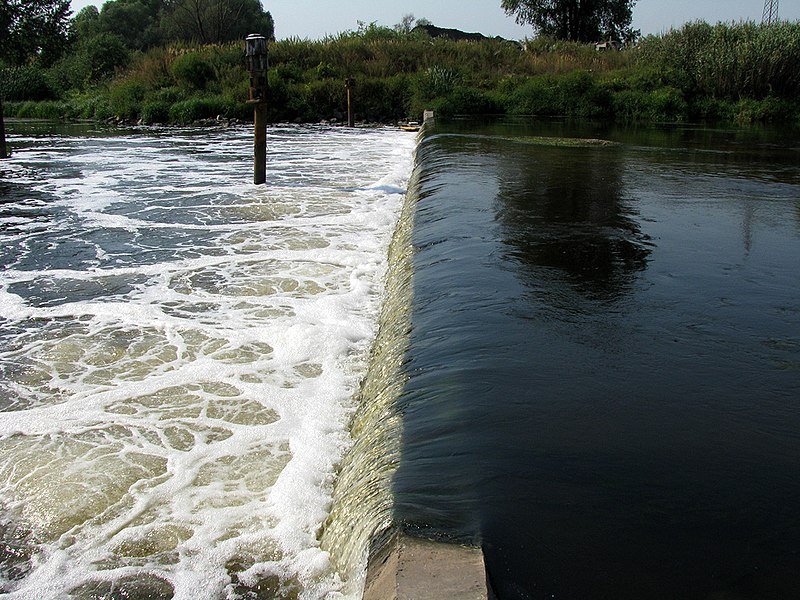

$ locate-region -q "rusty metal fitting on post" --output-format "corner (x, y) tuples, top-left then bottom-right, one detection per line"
(245, 33), (269, 104)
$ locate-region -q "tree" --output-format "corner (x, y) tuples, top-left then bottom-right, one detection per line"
(97, 0), (163, 50)
(75, 32), (131, 84)
(0, 0), (71, 158)
(395, 13), (417, 34)
(71, 5), (102, 40)
(501, 0), (637, 43)
(161, 0), (274, 45)
(0, 0), (72, 65)
(394, 14), (432, 35)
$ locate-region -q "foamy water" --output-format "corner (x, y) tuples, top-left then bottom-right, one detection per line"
(0, 124), (417, 599)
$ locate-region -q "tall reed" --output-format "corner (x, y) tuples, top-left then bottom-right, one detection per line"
(637, 21), (800, 100)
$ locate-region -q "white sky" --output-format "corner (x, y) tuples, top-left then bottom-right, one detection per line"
(68, 0), (800, 41)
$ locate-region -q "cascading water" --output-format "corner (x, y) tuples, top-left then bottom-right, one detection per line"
(319, 143), (421, 581)
(0, 123), (417, 600)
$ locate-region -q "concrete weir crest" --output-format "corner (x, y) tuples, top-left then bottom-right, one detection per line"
(363, 533), (489, 600)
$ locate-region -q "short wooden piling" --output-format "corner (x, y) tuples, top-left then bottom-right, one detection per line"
(245, 34), (269, 184)
(253, 103), (267, 184)
(0, 97), (8, 159)
(345, 78), (355, 127)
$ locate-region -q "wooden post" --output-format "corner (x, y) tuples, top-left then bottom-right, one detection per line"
(0, 96), (8, 159)
(245, 34), (269, 184)
(345, 78), (355, 128)
(253, 103), (266, 184)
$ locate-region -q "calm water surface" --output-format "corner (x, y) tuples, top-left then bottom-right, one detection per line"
(394, 121), (800, 600)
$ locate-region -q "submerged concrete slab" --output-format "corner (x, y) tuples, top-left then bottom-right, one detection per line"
(363, 533), (488, 600)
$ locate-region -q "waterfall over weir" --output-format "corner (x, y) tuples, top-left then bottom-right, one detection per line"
(319, 162), (418, 579)
(0, 123), (418, 599)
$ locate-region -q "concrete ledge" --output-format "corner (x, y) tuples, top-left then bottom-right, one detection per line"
(363, 532), (488, 600)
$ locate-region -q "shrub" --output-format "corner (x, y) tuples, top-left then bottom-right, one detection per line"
(415, 66), (462, 101)
(69, 92), (113, 119)
(273, 63), (304, 84)
(141, 100), (170, 124)
(556, 70), (609, 117)
(44, 32), (129, 92)
(131, 48), (172, 90)
(284, 83), (312, 121)
(171, 53), (214, 90)
(265, 71), (291, 120)
(14, 100), (72, 119)
(314, 62), (338, 79)
(610, 86), (688, 122)
(731, 97), (797, 125)
(353, 75), (412, 121)
(146, 87), (178, 104)
(168, 96), (232, 124)
(8, 26), (800, 127)
(688, 96), (729, 122)
(108, 79), (146, 120)
(508, 75), (561, 115)
(637, 21), (800, 100)
(648, 87), (688, 121)
(431, 86), (501, 118)
(302, 79), (344, 120)
(0, 66), (56, 101)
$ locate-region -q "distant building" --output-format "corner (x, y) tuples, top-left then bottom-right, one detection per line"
(595, 40), (622, 51)
(412, 24), (520, 47)
(412, 24), (488, 42)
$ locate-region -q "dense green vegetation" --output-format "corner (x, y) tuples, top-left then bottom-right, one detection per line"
(3, 12), (800, 127)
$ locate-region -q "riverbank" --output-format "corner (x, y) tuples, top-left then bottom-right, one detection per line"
(3, 21), (800, 127)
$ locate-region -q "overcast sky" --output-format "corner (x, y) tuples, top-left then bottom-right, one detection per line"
(69, 0), (800, 41)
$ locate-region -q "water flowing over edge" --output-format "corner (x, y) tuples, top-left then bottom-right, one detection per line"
(319, 136), (423, 595)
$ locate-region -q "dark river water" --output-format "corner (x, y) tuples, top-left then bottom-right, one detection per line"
(393, 120), (800, 600)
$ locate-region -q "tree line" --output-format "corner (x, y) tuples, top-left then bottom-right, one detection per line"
(1, 0), (275, 155)
(1, 0), (273, 86)
(1, 0), (636, 101)
(503, 0), (638, 43)
(2, 0), (799, 159)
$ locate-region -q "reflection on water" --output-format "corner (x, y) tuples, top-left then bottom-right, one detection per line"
(394, 121), (800, 600)
(493, 137), (651, 304)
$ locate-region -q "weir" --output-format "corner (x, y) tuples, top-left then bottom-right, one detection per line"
(362, 532), (487, 600)
(7, 117), (797, 599)
(0, 120), (490, 599)
(320, 125), (489, 599)
(366, 118), (800, 600)
(318, 150), (417, 580)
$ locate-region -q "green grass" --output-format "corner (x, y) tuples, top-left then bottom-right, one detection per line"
(4, 21), (800, 126)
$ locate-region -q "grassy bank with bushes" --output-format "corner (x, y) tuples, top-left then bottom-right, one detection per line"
(3, 21), (800, 126)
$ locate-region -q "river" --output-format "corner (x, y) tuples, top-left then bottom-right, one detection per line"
(395, 119), (800, 600)
(1, 118), (799, 600)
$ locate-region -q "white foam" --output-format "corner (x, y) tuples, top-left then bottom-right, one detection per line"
(0, 125), (417, 599)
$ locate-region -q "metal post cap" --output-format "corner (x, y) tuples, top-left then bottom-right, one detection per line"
(245, 34), (267, 56)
